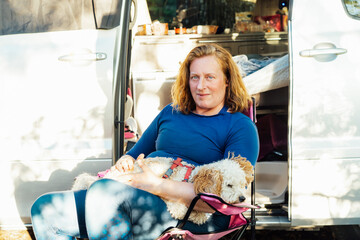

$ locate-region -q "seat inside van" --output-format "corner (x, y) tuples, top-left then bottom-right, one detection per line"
(253, 161), (288, 204)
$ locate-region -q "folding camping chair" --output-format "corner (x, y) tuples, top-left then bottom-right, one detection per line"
(157, 99), (258, 240)
(156, 193), (258, 240)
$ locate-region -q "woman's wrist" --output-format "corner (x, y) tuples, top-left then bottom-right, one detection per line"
(152, 177), (166, 196)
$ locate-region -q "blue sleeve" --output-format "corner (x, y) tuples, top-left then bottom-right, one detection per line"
(225, 117), (259, 166)
(126, 114), (159, 159)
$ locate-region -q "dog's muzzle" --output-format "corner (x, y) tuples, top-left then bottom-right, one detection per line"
(239, 196), (246, 202)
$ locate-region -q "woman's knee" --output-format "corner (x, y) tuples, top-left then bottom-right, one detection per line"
(87, 178), (136, 200)
(31, 191), (81, 223)
(85, 179), (134, 238)
(86, 179), (127, 210)
(87, 178), (115, 194)
(31, 191), (83, 239)
(31, 192), (54, 217)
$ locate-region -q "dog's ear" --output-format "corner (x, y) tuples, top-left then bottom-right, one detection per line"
(193, 168), (223, 196)
(232, 155), (254, 186)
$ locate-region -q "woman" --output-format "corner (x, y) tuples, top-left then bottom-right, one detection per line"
(31, 44), (259, 240)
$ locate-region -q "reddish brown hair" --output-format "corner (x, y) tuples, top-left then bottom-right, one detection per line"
(171, 44), (251, 114)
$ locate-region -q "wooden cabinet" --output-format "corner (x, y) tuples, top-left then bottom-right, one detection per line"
(131, 32), (288, 72)
(195, 32), (288, 56)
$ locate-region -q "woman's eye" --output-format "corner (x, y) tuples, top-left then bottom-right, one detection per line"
(207, 75), (215, 80)
(190, 75), (199, 81)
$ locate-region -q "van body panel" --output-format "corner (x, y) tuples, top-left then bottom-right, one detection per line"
(0, 29), (116, 162)
(0, 28), (117, 227)
(291, 158), (360, 226)
(289, 0), (360, 225)
(1, 159), (112, 227)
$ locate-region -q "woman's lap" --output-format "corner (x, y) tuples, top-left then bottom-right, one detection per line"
(85, 179), (177, 239)
(31, 179), (176, 240)
(31, 179), (230, 240)
(31, 189), (86, 240)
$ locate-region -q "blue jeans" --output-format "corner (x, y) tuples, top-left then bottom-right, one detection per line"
(31, 179), (230, 240)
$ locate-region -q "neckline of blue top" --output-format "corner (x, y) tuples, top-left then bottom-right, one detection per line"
(190, 105), (229, 117)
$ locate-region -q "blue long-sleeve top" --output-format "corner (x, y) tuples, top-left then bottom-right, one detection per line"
(127, 104), (259, 166)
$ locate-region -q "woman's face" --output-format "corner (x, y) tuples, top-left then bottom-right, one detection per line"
(189, 55), (228, 116)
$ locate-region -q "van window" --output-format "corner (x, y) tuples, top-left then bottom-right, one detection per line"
(147, 0), (256, 30)
(0, 0), (122, 35)
(343, 0), (360, 19)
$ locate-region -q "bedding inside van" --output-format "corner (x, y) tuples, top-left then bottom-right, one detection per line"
(233, 54), (289, 95)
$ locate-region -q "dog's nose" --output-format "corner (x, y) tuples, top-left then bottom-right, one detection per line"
(239, 196), (246, 202)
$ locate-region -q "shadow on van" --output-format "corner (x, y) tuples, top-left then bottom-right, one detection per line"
(10, 159), (112, 226)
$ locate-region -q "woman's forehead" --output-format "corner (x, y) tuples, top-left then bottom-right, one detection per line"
(190, 55), (222, 71)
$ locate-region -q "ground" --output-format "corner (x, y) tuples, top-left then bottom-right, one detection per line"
(0, 228), (335, 240)
(2, 226), (359, 240)
(240, 228), (336, 240)
(0, 230), (35, 240)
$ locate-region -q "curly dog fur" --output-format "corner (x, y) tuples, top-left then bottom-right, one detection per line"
(72, 154), (254, 225)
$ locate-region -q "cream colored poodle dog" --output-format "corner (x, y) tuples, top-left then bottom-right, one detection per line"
(72, 154), (254, 225)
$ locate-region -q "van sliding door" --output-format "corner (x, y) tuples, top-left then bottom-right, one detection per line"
(289, 0), (360, 226)
(0, 0), (132, 227)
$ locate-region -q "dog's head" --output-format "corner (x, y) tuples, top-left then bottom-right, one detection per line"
(232, 155), (254, 187)
(193, 168), (224, 197)
(193, 156), (254, 204)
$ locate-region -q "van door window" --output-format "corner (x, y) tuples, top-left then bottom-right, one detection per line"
(343, 0), (360, 18)
(146, 0), (256, 31)
(0, 0), (122, 35)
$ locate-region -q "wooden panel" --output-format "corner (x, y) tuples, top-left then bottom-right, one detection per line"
(254, 0), (280, 16)
(237, 41), (288, 55)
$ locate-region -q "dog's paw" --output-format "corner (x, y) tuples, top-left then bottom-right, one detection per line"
(164, 201), (188, 220)
(189, 211), (210, 225)
(164, 200), (210, 225)
(71, 173), (99, 190)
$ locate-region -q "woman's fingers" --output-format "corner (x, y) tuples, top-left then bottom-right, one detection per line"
(115, 155), (135, 172)
(137, 158), (150, 173)
(121, 159), (134, 171)
(136, 153), (145, 161)
(114, 154), (145, 173)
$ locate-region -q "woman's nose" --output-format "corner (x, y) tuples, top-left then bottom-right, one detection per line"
(196, 77), (205, 89)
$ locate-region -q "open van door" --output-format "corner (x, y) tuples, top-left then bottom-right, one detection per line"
(289, 0), (360, 226)
(0, 0), (132, 228)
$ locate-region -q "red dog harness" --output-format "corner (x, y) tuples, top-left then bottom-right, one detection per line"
(162, 158), (194, 182)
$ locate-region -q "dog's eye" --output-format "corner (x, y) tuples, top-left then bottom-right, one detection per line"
(227, 184), (233, 188)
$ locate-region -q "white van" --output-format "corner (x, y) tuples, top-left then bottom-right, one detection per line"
(1, 0), (359, 235)
(0, 0), (132, 229)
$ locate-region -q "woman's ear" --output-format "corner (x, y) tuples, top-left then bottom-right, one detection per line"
(193, 168), (223, 196)
(225, 77), (229, 87)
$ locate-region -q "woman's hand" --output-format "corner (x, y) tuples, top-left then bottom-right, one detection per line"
(114, 154), (163, 193)
(114, 154), (136, 173)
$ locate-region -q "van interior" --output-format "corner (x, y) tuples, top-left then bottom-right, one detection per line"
(126, 0), (290, 227)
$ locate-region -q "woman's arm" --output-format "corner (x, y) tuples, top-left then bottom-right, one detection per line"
(226, 117), (259, 166)
(114, 154), (214, 213)
(155, 177), (214, 213)
(126, 107), (166, 159)
(114, 110), (162, 172)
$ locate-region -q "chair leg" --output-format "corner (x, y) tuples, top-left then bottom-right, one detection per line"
(232, 224), (249, 240)
(250, 97), (257, 240)
(250, 175), (256, 240)
(251, 224), (256, 240)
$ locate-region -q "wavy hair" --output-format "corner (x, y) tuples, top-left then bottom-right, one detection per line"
(171, 44), (251, 114)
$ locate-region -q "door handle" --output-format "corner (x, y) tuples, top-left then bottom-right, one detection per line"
(299, 42), (347, 62)
(58, 50), (107, 62)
